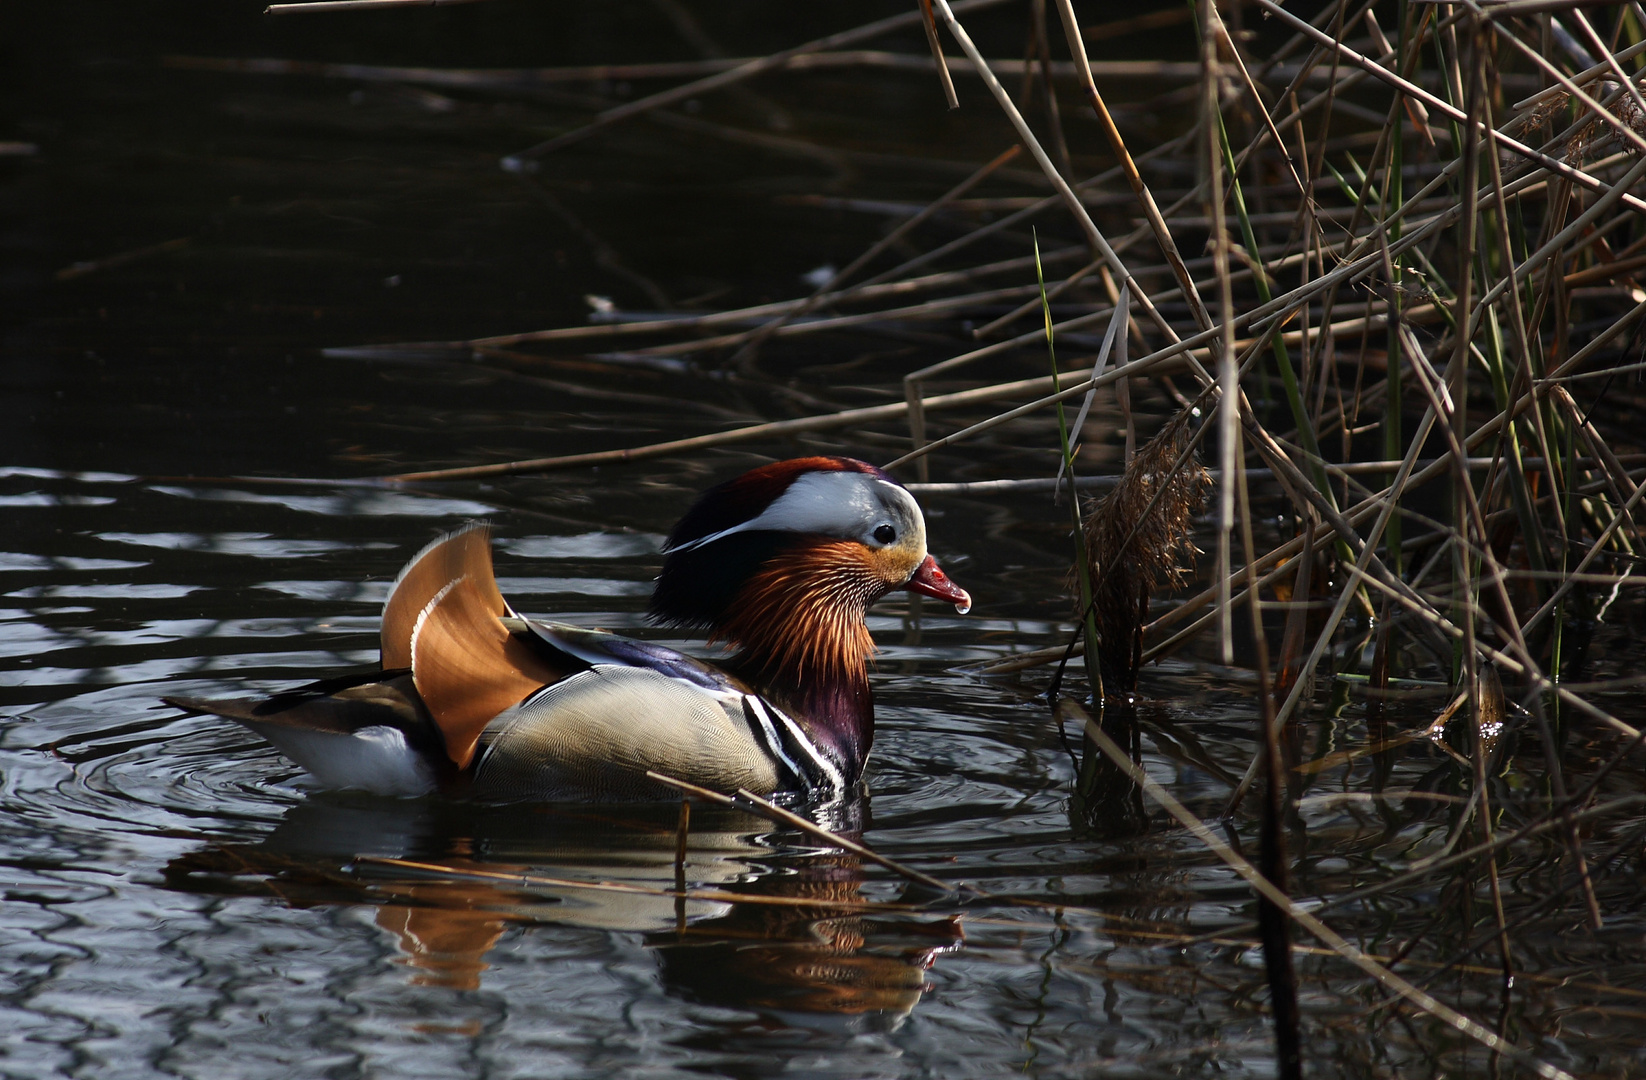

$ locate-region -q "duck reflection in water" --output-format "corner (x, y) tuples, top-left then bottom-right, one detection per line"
(166, 793), (959, 1025)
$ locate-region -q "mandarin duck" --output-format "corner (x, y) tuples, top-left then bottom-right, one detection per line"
(165, 457), (970, 802)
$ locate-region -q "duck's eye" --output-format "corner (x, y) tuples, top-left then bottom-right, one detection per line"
(873, 524), (897, 544)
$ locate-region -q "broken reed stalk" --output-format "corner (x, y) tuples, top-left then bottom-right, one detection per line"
(360, 855), (924, 915)
(644, 771), (959, 895)
(918, 0), (961, 109)
(266, 0), (485, 13)
(163, 52), (1231, 85)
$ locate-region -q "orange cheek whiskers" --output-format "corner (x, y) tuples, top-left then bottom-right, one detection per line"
(714, 541), (885, 686)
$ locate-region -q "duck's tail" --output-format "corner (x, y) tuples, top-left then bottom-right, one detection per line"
(383, 525), (565, 769)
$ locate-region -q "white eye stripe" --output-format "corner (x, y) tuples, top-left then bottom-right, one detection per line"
(664, 471), (924, 553)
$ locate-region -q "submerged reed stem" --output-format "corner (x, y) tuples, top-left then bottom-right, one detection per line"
(1037, 232), (1104, 701)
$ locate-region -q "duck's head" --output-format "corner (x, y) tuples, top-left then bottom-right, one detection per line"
(648, 457), (969, 682)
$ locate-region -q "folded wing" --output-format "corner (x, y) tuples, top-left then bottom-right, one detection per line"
(392, 528), (567, 769)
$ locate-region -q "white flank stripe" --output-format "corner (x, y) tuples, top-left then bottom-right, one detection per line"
(743, 696), (807, 786)
(761, 699), (845, 794)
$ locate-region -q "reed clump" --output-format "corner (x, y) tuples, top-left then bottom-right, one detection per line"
(1077, 408), (1210, 692)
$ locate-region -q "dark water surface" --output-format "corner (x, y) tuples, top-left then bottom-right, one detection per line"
(7, 3), (1646, 1078)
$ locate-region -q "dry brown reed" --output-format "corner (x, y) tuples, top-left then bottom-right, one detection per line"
(1075, 408), (1210, 691)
